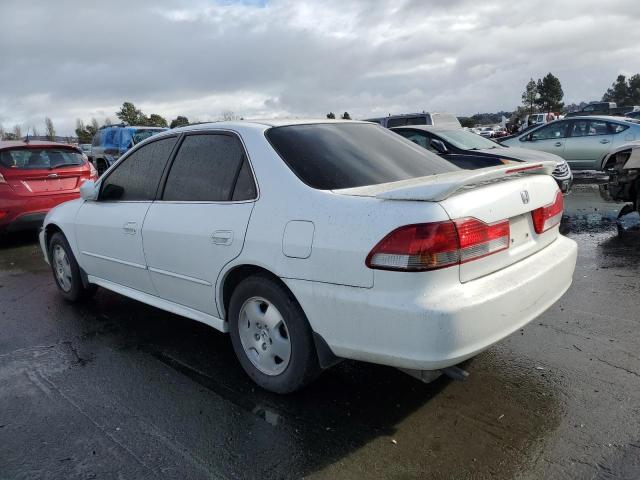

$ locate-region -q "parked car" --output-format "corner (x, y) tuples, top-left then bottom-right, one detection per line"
(0, 140), (97, 234)
(499, 116), (640, 170)
(90, 123), (168, 175)
(363, 112), (461, 129)
(625, 111), (640, 120)
(392, 126), (573, 192)
(39, 120), (577, 393)
(78, 143), (92, 156)
(565, 102), (640, 118)
(600, 142), (640, 211)
(492, 126), (509, 138)
(478, 126), (495, 137)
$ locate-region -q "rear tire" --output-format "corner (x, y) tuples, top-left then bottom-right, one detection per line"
(48, 232), (97, 302)
(228, 274), (320, 394)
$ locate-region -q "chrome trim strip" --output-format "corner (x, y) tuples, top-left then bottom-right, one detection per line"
(148, 266), (212, 286)
(81, 251), (147, 270)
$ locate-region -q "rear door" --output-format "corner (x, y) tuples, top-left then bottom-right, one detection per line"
(142, 132), (256, 318)
(563, 119), (613, 169)
(74, 136), (177, 294)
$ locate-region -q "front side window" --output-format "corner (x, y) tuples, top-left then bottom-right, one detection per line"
(266, 123), (456, 190)
(100, 136), (177, 201)
(0, 148), (84, 170)
(397, 130), (430, 150)
(162, 133), (253, 202)
(531, 122), (568, 141)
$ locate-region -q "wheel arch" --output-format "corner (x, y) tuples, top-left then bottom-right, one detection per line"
(218, 263), (341, 369)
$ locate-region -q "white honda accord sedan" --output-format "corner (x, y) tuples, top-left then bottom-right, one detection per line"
(40, 119), (577, 393)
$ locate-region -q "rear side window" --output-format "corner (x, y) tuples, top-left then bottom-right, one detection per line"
(162, 134), (251, 202)
(386, 116), (427, 128)
(266, 123), (456, 190)
(0, 148), (84, 170)
(100, 136), (177, 201)
(609, 122), (629, 134)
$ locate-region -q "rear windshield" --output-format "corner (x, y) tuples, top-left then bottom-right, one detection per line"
(0, 148), (84, 170)
(266, 123), (456, 190)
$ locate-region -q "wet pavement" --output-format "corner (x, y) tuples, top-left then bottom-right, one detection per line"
(0, 182), (639, 479)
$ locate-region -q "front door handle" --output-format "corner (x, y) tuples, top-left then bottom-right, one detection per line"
(554, 142), (563, 147)
(600, 139), (610, 144)
(122, 222), (137, 235)
(211, 230), (233, 245)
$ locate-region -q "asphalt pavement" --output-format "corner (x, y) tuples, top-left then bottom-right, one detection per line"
(0, 182), (638, 480)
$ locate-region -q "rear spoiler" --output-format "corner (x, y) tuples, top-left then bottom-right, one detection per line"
(333, 161), (556, 202)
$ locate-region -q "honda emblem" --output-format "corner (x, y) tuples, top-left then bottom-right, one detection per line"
(520, 190), (530, 204)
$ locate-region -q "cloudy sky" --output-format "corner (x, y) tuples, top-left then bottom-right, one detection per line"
(1, 0), (640, 135)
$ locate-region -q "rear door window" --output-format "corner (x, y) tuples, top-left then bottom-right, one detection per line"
(266, 123), (456, 190)
(608, 122), (629, 134)
(162, 133), (253, 202)
(100, 136), (177, 201)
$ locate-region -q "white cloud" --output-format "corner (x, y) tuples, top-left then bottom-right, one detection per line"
(1, 0), (640, 135)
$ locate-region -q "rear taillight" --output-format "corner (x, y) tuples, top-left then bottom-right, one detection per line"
(0, 172), (6, 184)
(531, 190), (563, 234)
(88, 161), (98, 180)
(366, 217), (510, 271)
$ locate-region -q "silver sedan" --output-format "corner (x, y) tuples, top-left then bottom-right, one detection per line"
(500, 116), (640, 170)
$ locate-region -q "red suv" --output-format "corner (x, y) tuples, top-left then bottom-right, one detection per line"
(0, 140), (97, 234)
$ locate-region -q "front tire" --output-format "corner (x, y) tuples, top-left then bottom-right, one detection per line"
(48, 232), (96, 302)
(229, 275), (320, 394)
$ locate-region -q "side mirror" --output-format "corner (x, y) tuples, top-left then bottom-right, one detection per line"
(430, 138), (448, 154)
(80, 180), (98, 201)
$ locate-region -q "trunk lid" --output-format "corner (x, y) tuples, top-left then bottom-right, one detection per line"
(334, 162), (561, 282)
(2, 165), (90, 197)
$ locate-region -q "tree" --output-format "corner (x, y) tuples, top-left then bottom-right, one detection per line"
(146, 113), (168, 127)
(170, 116), (189, 128)
(0, 123), (5, 140)
(458, 117), (475, 128)
(602, 74), (631, 105)
(13, 124), (22, 139)
(31, 125), (39, 137)
(116, 102), (145, 125)
(521, 78), (537, 115)
(326, 112), (336, 119)
(535, 73), (564, 112)
(341, 112), (351, 120)
(628, 74), (640, 105)
(44, 117), (56, 141)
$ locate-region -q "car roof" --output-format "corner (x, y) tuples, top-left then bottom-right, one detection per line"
(563, 115), (635, 123)
(0, 140), (79, 151)
(170, 118), (370, 134)
(390, 125), (463, 133)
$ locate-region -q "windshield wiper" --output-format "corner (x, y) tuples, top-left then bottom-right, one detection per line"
(50, 163), (82, 170)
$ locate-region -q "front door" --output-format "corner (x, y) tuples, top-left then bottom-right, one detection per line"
(75, 136), (178, 294)
(523, 121), (569, 157)
(142, 132), (257, 317)
(563, 119), (614, 170)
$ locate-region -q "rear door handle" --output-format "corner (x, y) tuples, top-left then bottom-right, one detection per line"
(122, 222), (137, 235)
(554, 142), (563, 147)
(211, 230), (233, 245)
(600, 139), (610, 144)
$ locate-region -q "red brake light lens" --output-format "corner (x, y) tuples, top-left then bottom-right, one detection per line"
(366, 218), (510, 271)
(531, 190), (564, 234)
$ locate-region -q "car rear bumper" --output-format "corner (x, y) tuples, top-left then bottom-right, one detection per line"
(0, 192), (79, 232)
(284, 235), (577, 370)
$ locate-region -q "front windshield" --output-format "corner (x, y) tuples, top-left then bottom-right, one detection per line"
(437, 129), (499, 150)
(132, 129), (165, 144)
